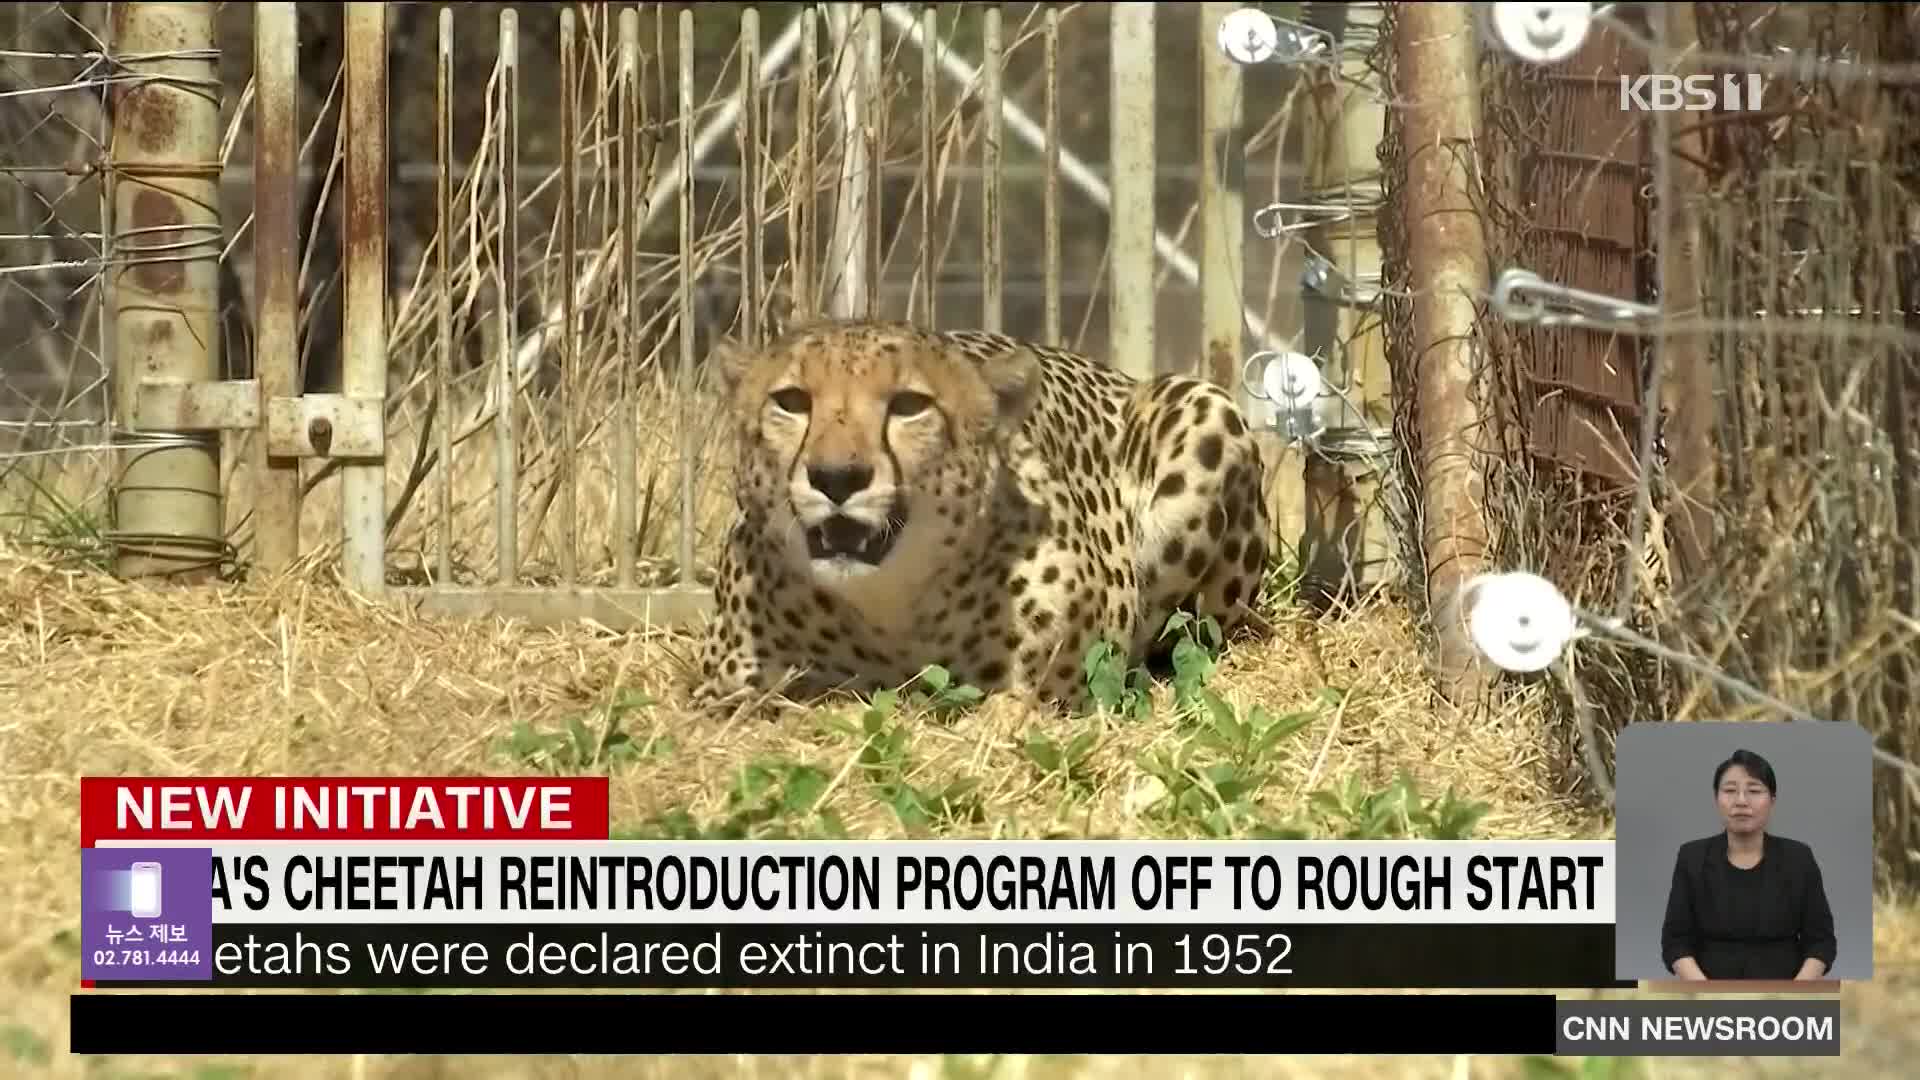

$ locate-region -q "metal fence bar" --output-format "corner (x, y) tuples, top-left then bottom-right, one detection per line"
(494, 8), (520, 586)
(919, 3), (937, 326)
(862, 5), (884, 317)
(342, 1), (390, 596)
(558, 6), (578, 584)
(1197, 1), (1243, 388)
(1043, 5), (1060, 347)
(252, 1), (301, 572)
(879, 2), (1281, 353)
(740, 6), (763, 344)
(1109, 4), (1157, 376)
(826, 5), (866, 319)
(435, 6), (454, 587)
(615, 8), (639, 589)
(981, 4), (1003, 333)
(108, 1), (225, 581)
(794, 6), (817, 321)
(677, 5), (695, 584)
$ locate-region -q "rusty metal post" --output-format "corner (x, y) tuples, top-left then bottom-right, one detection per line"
(677, 5), (695, 583)
(435, 6), (455, 587)
(557, 6), (579, 584)
(919, 3), (938, 326)
(494, 9), (521, 585)
(1109, 4), (1156, 377)
(615, 8), (640, 587)
(1198, 0), (1245, 390)
(739, 6), (763, 343)
(861, 5), (883, 317)
(1042, 6), (1061, 347)
(340, 1), (389, 596)
(980, 4), (1003, 333)
(1655, 0), (1714, 590)
(1392, 0), (1491, 702)
(1298, 1), (1393, 604)
(251, 3), (302, 573)
(793, 6), (818, 321)
(825, 4), (867, 319)
(108, 2), (225, 580)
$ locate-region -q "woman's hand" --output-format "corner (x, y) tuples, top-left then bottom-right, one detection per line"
(1670, 956), (1709, 981)
(1793, 958), (1829, 980)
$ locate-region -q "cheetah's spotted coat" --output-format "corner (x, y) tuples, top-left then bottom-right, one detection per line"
(692, 320), (1271, 710)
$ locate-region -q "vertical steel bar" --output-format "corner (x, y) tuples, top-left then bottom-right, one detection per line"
(862, 5), (883, 317)
(881, 1), (1283, 351)
(558, 6), (578, 583)
(1108, 5), (1156, 377)
(1198, 1), (1244, 389)
(920, 3), (937, 326)
(795, 6), (817, 321)
(1297, 2), (1389, 603)
(109, 1), (224, 580)
(341, 1), (390, 595)
(252, 2), (302, 572)
(740, 6), (763, 344)
(1043, 5), (1060, 347)
(980, 4), (1002, 332)
(678, 5), (695, 584)
(615, 8), (639, 588)
(434, 6), (454, 586)
(495, 9), (520, 585)
(826, 5), (865, 319)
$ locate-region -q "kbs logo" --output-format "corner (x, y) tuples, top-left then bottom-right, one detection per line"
(1619, 73), (1766, 112)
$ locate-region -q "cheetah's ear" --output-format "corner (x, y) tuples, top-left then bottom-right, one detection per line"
(975, 343), (1042, 426)
(709, 336), (757, 396)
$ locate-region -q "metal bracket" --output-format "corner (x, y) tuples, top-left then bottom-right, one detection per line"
(1302, 254), (1382, 309)
(1490, 268), (1661, 333)
(266, 394), (384, 459)
(130, 379), (385, 459)
(132, 379), (261, 432)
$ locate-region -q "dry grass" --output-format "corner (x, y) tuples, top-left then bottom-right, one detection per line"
(3, 540), (1919, 1079)
(3, 6), (1917, 1077)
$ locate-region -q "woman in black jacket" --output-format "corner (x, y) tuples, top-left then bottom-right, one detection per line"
(1660, 748), (1838, 981)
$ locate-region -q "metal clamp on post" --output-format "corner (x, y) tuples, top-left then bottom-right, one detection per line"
(1490, 267), (1662, 333)
(265, 396), (385, 459)
(1216, 7), (1335, 66)
(1242, 349), (1328, 445)
(1302, 252), (1384, 311)
(129, 379), (385, 460)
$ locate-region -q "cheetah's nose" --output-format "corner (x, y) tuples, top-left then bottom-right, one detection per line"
(807, 463), (874, 505)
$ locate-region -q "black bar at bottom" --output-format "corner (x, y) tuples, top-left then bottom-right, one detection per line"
(72, 992), (1559, 1055)
(102, 921), (1630, 989)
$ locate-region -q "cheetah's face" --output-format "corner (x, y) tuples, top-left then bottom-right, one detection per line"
(712, 324), (1040, 588)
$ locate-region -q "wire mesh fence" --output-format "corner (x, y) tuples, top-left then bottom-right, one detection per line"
(5, 1), (1916, 888)
(5, 3), (1328, 599)
(1374, 1), (1920, 886)
(0, 3), (114, 552)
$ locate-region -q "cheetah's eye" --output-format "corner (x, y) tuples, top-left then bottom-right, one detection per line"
(769, 388), (811, 414)
(888, 391), (934, 419)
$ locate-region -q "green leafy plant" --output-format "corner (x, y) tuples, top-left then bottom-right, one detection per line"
(904, 664), (986, 719)
(1080, 638), (1154, 720)
(1304, 770), (1492, 840)
(492, 688), (663, 772)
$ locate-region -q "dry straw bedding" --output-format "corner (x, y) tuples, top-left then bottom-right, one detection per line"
(2, 543), (1917, 1080)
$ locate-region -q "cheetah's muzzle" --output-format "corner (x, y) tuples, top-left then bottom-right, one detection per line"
(806, 509), (905, 565)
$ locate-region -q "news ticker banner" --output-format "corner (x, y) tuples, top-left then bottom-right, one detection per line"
(68, 993), (1843, 1057)
(78, 776), (1627, 990)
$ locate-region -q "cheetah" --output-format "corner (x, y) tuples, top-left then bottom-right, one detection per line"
(690, 319), (1271, 712)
